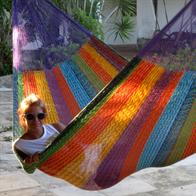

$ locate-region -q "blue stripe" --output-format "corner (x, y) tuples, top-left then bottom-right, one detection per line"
(137, 71), (195, 170)
(68, 60), (97, 99)
(60, 61), (91, 109)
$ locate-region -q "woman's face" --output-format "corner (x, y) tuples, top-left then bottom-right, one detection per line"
(24, 104), (45, 131)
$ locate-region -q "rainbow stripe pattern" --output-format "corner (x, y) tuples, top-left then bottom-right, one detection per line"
(14, 48), (196, 189)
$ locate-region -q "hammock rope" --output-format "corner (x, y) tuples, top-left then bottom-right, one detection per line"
(12, 0), (196, 190)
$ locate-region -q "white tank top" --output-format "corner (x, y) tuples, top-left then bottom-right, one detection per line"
(14, 124), (59, 156)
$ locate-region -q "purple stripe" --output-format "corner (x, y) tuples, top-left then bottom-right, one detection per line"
(94, 70), (173, 189)
(45, 69), (72, 125)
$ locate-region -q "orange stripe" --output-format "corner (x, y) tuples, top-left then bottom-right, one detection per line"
(119, 71), (183, 180)
(182, 123), (196, 158)
(52, 66), (80, 117)
(22, 72), (38, 96)
(40, 61), (156, 174)
(79, 48), (112, 84)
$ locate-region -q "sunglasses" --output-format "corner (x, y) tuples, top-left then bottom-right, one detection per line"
(24, 113), (46, 121)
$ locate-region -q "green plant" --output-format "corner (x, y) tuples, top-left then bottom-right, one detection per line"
(0, 0), (12, 76)
(72, 8), (103, 40)
(0, 41), (12, 75)
(52, 0), (136, 42)
(103, 0), (136, 42)
(52, 0), (104, 39)
(115, 0), (136, 17)
(52, 0), (102, 19)
(109, 16), (134, 41)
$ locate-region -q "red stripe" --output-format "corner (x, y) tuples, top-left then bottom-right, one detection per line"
(22, 72), (38, 96)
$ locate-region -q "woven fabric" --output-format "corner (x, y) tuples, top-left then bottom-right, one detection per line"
(12, 0), (196, 191)
(17, 57), (196, 190)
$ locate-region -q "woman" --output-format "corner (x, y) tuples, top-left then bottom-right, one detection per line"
(13, 93), (65, 164)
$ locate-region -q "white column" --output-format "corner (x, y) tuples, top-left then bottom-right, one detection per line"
(137, 0), (156, 39)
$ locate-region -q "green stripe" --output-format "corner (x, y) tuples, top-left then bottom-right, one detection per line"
(166, 99), (196, 165)
(18, 73), (23, 104)
(16, 73), (24, 137)
(72, 54), (105, 91)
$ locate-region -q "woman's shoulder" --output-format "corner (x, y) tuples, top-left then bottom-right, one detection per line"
(48, 122), (66, 133)
(12, 137), (28, 154)
(13, 135), (28, 145)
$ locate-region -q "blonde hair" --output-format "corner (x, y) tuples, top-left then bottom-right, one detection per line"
(18, 94), (46, 130)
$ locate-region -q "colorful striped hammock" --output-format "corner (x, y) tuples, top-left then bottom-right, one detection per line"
(13, 0), (196, 190)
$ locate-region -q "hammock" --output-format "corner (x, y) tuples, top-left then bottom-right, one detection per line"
(12, 0), (196, 190)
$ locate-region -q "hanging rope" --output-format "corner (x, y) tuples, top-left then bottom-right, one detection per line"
(153, 0), (161, 33)
(163, 0), (169, 24)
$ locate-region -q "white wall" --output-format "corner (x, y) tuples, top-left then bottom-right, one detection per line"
(137, 0), (188, 39)
(137, 0), (156, 39)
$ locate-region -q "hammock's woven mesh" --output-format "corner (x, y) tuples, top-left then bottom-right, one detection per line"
(138, 0), (196, 71)
(12, 0), (196, 190)
(12, 0), (90, 71)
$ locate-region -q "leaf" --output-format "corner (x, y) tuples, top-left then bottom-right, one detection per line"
(110, 16), (134, 42)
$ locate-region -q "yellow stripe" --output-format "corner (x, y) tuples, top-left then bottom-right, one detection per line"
(33, 71), (59, 124)
(55, 65), (164, 187)
(83, 43), (118, 78)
